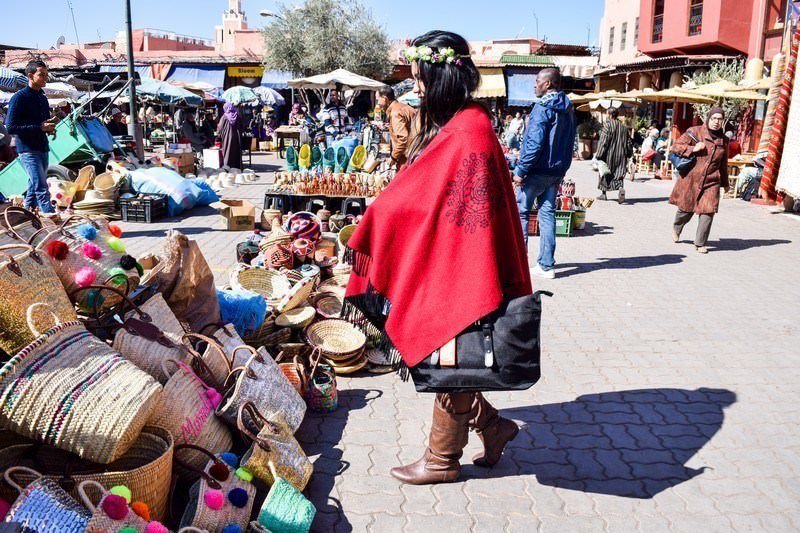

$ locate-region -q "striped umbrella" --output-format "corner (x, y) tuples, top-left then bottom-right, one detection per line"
(760, 25), (800, 202)
(0, 67), (26, 91)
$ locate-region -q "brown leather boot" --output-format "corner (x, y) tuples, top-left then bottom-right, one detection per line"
(390, 395), (471, 485)
(468, 393), (519, 468)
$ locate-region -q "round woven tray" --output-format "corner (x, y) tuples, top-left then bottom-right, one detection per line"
(313, 292), (344, 319)
(317, 272), (349, 293)
(231, 267), (291, 306)
(276, 276), (317, 313)
(304, 319), (366, 360)
(325, 355), (367, 375)
(275, 306), (316, 328)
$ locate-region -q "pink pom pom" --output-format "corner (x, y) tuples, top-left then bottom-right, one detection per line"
(100, 493), (129, 520)
(81, 242), (103, 260)
(206, 388), (222, 408)
(75, 267), (96, 287)
(145, 522), (169, 533)
(204, 489), (224, 510)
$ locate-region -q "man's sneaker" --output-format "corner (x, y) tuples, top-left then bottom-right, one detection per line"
(531, 263), (555, 279)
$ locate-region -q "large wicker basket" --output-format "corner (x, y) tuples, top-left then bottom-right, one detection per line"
(303, 319), (366, 361)
(229, 266), (291, 307)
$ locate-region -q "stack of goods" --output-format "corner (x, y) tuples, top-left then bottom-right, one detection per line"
(556, 179), (593, 236)
(164, 142), (196, 176)
(0, 211), (323, 532)
(273, 170), (393, 198)
(48, 164), (126, 217)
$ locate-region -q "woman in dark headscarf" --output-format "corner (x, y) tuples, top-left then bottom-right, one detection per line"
(669, 106), (729, 254)
(595, 107), (633, 203)
(217, 102), (242, 169)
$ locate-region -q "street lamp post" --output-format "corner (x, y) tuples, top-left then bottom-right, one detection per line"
(125, 0), (144, 160)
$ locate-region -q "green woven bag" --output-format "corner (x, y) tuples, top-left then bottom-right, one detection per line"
(257, 471), (315, 533)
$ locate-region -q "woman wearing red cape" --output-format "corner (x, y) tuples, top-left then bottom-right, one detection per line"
(345, 31), (534, 484)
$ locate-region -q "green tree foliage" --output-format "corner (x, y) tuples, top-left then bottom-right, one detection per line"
(262, 0), (392, 80)
(684, 60), (749, 122)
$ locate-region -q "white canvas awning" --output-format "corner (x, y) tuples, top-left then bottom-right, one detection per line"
(288, 69), (387, 91)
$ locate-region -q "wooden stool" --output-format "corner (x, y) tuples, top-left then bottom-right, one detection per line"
(263, 191), (294, 213)
(635, 154), (655, 174)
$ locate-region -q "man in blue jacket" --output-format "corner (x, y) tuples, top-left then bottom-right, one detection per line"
(6, 60), (54, 213)
(513, 67), (576, 279)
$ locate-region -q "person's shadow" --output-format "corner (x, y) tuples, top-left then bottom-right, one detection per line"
(465, 387), (736, 498)
(556, 254), (686, 278)
(296, 388), (382, 532)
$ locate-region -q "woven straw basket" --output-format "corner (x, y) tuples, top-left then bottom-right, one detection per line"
(304, 319), (366, 361)
(275, 305), (316, 329)
(230, 266), (291, 307)
(80, 480), (151, 532)
(0, 426), (174, 521)
(243, 316), (277, 348)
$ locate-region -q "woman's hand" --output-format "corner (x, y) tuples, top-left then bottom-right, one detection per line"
(692, 142), (706, 153)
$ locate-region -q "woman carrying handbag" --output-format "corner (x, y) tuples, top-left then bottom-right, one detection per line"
(344, 31), (542, 485)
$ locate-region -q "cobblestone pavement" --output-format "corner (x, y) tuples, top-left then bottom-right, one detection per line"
(121, 155), (800, 532)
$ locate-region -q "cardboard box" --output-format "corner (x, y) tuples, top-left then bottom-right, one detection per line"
(210, 199), (256, 231)
(203, 148), (223, 169)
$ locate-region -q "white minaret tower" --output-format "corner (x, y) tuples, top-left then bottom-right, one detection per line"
(215, 0), (248, 52)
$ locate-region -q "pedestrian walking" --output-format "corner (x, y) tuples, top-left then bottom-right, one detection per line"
(344, 30), (532, 485)
(217, 102), (242, 169)
(513, 67), (577, 279)
(595, 107), (632, 203)
(6, 60), (54, 213)
(669, 107), (730, 254)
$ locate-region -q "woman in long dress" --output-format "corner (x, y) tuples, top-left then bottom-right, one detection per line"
(595, 107), (632, 203)
(217, 102), (242, 169)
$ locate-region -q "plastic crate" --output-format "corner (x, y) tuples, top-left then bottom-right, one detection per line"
(555, 210), (573, 237)
(120, 194), (167, 223)
(527, 210), (539, 236)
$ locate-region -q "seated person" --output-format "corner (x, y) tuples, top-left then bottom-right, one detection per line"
(106, 108), (128, 136)
(641, 127), (664, 167)
(726, 131), (742, 158)
(179, 113), (208, 151)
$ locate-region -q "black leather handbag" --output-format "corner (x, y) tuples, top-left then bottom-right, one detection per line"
(668, 131), (699, 177)
(409, 291), (552, 393)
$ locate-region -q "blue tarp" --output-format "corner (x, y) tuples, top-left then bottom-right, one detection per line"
(260, 70), (294, 89)
(506, 68), (541, 107)
(166, 66), (226, 89)
(99, 65), (152, 79)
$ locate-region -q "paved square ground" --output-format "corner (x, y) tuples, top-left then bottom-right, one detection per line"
(121, 155), (800, 532)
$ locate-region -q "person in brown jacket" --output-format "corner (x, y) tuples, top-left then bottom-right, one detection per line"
(669, 106), (729, 254)
(377, 86), (417, 168)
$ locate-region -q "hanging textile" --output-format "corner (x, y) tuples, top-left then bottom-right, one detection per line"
(756, 53), (786, 157)
(776, 47), (800, 199)
(760, 26), (800, 201)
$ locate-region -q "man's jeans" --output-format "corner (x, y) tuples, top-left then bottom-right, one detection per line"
(19, 151), (53, 213)
(516, 175), (561, 271)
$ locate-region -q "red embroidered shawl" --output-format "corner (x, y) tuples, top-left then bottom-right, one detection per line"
(345, 103), (532, 368)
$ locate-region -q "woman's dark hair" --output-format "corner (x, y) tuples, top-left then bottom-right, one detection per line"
(406, 30), (481, 164)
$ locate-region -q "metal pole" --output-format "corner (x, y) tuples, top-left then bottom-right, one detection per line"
(125, 0), (144, 159)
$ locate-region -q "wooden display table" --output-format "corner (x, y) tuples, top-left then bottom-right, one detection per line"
(275, 126), (302, 159)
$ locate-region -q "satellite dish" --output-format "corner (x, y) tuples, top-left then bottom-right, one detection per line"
(55, 36), (66, 48)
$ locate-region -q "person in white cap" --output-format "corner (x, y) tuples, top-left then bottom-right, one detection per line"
(106, 107), (127, 136)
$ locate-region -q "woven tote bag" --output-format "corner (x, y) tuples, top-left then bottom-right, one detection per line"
(217, 347), (306, 433)
(3, 466), (91, 532)
(0, 206), (55, 246)
(113, 292), (189, 383)
(238, 402), (313, 491)
(31, 215), (139, 311)
(305, 350), (338, 413)
(0, 426), (173, 522)
(256, 463), (316, 533)
(79, 480), (153, 532)
(183, 329), (251, 391)
(0, 244), (76, 354)
(176, 445), (257, 532)
(148, 358), (232, 472)
(0, 318), (162, 464)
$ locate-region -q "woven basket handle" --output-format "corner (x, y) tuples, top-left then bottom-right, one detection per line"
(182, 333), (232, 374)
(161, 357), (216, 392)
(0, 244), (43, 274)
(70, 282), (144, 317)
(25, 303), (63, 337)
(173, 444), (225, 490)
(1, 206), (41, 242)
(197, 321), (231, 337)
(232, 344), (260, 364)
(275, 350), (307, 392)
(237, 402), (279, 452)
(77, 479), (107, 513)
(58, 214), (99, 232)
(306, 347), (324, 380)
(3, 466), (44, 494)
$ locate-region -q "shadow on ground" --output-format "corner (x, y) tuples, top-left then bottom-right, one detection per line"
(621, 196), (670, 204)
(296, 388), (383, 532)
(464, 387), (736, 499)
(708, 238), (791, 252)
(571, 222), (614, 237)
(556, 254), (686, 278)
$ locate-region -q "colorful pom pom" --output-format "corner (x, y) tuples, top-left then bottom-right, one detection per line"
(222, 525), (242, 533)
(101, 493), (128, 520)
(109, 485), (131, 504)
(227, 487), (248, 508)
(119, 254), (137, 271)
(81, 242), (103, 260)
(209, 462), (230, 482)
(204, 489), (224, 510)
(107, 237), (125, 253)
(130, 501), (150, 521)
(76, 223), (97, 240)
(108, 266), (126, 281)
(75, 267), (96, 287)
(85, 290), (104, 310)
(135, 262), (144, 276)
(145, 522), (168, 533)
(46, 240), (69, 260)
(234, 467), (253, 483)
(220, 452), (239, 467)
(206, 388), (222, 408)
(108, 223), (123, 238)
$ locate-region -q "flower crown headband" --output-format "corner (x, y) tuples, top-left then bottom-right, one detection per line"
(403, 45), (471, 66)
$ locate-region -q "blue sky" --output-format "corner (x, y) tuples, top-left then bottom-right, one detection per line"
(4, 0), (604, 49)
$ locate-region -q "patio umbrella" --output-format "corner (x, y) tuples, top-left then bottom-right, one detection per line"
(0, 67), (26, 91)
(43, 82), (82, 100)
(137, 80), (202, 106)
(638, 88), (716, 104)
(288, 68), (387, 91)
(253, 86), (286, 106)
(221, 85), (259, 105)
(677, 80), (767, 100)
(567, 92), (594, 104)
